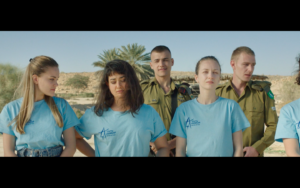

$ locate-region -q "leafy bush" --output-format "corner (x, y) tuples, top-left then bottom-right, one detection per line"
(0, 63), (23, 112)
(65, 75), (89, 89)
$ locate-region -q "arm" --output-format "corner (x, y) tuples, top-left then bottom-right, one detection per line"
(175, 136), (186, 157)
(232, 130), (243, 157)
(252, 91), (278, 155)
(3, 133), (17, 157)
(168, 137), (177, 150)
(75, 129), (95, 157)
(60, 127), (76, 157)
(282, 138), (300, 157)
(154, 135), (169, 157)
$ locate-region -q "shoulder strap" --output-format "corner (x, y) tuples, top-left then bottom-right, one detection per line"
(251, 81), (272, 93)
(171, 88), (178, 120)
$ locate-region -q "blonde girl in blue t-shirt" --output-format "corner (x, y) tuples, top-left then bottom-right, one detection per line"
(0, 56), (79, 157)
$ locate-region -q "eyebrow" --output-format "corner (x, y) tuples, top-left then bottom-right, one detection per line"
(109, 76), (125, 80)
(154, 57), (169, 61)
(50, 76), (58, 78)
(202, 69), (220, 70)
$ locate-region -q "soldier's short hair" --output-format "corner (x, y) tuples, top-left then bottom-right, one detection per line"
(231, 46), (255, 61)
(296, 54), (300, 85)
(195, 56), (221, 75)
(150, 45), (171, 56)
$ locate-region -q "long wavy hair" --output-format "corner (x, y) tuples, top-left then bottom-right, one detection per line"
(296, 54), (300, 85)
(9, 56), (63, 134)
(94, 59), (144, 117)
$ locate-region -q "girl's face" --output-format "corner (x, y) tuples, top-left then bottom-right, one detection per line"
(195, 59), (221, 91)
(107, 72), (129, 99)
(33, 66), (59, 97)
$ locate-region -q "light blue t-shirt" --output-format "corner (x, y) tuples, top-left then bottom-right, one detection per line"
(275, 98), (300, 145)
(0, 97), (80, 150)
(75, 104), (167, 157)
(169, 97), (250, 157)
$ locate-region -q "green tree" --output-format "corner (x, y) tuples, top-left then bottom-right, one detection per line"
(0, 63), (23, 112)
(93, 44), (154, 80)
(65, 75), (89, 89)
(92, 48), (119, 77)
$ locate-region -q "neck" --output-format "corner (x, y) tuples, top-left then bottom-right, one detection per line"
(155, 75), (171, 88)
(111, 97), (129, 111)
(34, 89), (45, 102)
(231, 74), (247, 90)
(197, 88), (218, 105)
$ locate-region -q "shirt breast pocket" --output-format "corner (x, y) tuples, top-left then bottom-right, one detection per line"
(248, 103), (264, 125)
(146, 98), (160, 108)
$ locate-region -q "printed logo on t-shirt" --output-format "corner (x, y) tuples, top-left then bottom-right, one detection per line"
(25, 119), (34, 125)
(186, 117), (200, 129)
(99, 127), (116, 139)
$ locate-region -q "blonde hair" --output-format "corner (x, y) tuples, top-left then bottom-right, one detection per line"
(9, 56), (63, 134)
(231, 46), (255, 61)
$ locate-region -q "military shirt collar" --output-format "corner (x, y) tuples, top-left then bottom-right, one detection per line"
(225, 78), (252, 90)
(150, 77), (176, 91)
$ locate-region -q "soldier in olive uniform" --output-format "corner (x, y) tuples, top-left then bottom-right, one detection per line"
(216, 46), (278, 157)
(140, 45), (191, 156)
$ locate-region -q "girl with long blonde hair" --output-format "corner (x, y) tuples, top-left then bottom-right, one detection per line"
(0, 56), (80, 157)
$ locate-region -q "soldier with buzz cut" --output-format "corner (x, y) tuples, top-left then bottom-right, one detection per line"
(141, 45), (191, 157)
(216, 46), (278, 157)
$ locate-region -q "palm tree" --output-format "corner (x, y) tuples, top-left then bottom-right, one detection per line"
(117, 43), (154, 80)
(93, 44), (154, 80)
(92, 48), (119, 77)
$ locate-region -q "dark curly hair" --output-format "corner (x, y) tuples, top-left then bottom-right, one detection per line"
(296, 54), (300, 85)
(94, 59), (144, 117)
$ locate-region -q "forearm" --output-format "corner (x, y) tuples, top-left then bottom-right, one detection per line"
(4, 150), (17, 157)
(155, 147), (169, 157)
(233, 148), (243, 157)
(176, 149), (186, 157)
(252, 127), (276, 155)
(286, 151), (300, 157)
(60, 146), (76, 157)
(167, 137), (176, 150)
(76, 138), (95, 157)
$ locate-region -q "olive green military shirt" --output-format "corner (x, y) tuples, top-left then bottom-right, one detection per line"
(216, 79), (278, 156)
(141, 77), (191, 141)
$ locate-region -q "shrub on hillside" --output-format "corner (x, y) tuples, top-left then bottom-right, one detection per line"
(278, 75), (300, 106)
(0, 63), (23, 112)
(65, 75), (89, 90)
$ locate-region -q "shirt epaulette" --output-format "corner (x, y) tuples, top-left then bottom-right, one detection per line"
(250, 81), (272, 93)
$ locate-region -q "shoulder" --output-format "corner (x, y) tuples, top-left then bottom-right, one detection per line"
(250, 80), (272, 92)
(216, 83), (227, 91)
(140, 79), (152, 91)
(218, 97), (238, 107)
(52, 96), (69, 108)
(176, 82), (192, 96)
(2, 98), (23, 111)
(281, 98), (300, 113)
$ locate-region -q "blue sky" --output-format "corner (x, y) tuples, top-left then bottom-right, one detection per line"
(1, 31), (300, 76)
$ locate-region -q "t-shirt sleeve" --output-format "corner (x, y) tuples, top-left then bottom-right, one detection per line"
(75, 108), (96, 140)
(275, 106), (298, 143)
(169, 105), (187, 139)
(231, 101), (250, 133)
(61, 99), (80, 132)
(150, 107), (167, 142)
(0, 105), (15, 136)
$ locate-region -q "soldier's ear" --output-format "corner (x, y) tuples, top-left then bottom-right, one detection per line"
(171, 58), (174, 66)
(230, 60), (235, 69)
